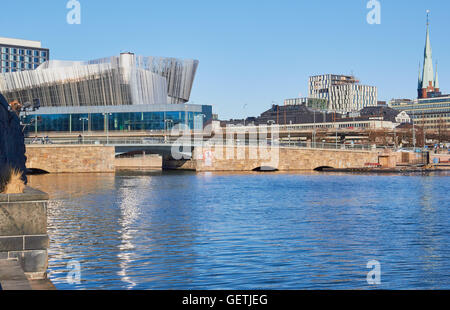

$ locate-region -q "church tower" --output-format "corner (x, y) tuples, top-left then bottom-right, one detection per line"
(418, 10), (440, 98)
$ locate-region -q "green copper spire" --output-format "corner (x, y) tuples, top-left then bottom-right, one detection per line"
(435, 62), (440, 89)
(418, 62), (422, 90)
(422, 10), (434, 90)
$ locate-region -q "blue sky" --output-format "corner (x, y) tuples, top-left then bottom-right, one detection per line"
(0, 0), (448, 119)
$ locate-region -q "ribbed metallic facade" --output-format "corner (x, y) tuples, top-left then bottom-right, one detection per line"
(309, 74), (378, 113)
(0, 53), (199, 107)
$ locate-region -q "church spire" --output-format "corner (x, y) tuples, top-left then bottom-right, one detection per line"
(418, 61), (422, 89)
(435, 62), (440, 90)
(420, 10), (435, 97)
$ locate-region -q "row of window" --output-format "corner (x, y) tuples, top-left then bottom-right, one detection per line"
(1, 54), (47, 62)
(1, 64), (40, 72)
(22, 111), (210, 133)
(410, 110), (450, 117)
(1, 47), (47, 57)
(1, 61), (44, 68)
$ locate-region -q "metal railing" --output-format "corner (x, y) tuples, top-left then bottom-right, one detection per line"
(25, 136), (390, 152)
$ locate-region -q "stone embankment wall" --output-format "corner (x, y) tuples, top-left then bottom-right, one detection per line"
(115, 155), (162, 170)
(26, 145), (115, 173)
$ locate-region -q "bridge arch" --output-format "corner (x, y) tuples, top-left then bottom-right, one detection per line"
(313, 166), (334, 172)
(252, 166), (279, 172)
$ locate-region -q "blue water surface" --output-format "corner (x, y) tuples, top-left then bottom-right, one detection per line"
(29, 171), (450, 290)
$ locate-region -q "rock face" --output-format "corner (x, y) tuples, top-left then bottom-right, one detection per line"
(0, 93), (27, 184)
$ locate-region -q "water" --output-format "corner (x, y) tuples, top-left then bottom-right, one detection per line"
(28, 171), (450, 290)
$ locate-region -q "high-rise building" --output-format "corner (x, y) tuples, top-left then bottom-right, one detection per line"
(0, 37), (49, 73)
(308, 74), (378, 113)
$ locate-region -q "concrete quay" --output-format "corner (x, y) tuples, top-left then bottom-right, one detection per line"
(0, 187), (54, 290)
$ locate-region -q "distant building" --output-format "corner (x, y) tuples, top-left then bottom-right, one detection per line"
(359, 106), (410, 124)
(0, 37), (49, 73)
(221, 103), (404, 129)
(308, 74), (378, 113)
(284, 97), (328, 111)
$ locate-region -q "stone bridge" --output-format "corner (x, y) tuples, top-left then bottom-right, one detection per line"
(25, 144), (384, 173)
(174, 146), (381, 172)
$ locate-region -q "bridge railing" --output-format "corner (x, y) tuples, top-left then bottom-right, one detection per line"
(25, 136), (391, 152)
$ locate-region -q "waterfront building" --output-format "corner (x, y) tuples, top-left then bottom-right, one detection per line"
(390, 96), (450, 131)
(0, 37), (49, 73)
(0, 52), (212, 134)
(308, 74), (378, 113)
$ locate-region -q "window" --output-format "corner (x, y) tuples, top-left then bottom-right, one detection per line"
(41, 51), (47, 57)
(19, 49), (24, 55)
(26, 50), (32, 56)
(33, 50), (39, 56)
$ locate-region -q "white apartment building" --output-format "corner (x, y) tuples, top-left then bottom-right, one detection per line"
(308, 74), (378, 113)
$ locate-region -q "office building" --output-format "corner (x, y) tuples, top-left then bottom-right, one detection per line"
(308, 74), (378, 113)
(0, 37), (49, 73)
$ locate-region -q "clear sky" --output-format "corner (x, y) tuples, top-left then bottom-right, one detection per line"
(0, 0), (448, 119)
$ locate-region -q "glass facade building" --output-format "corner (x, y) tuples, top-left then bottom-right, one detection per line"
(0, 37), (49, 73)
(22, 104), (212, 134)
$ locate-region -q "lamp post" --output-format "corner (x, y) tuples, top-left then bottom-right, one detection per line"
(164, 119), (174, 143)
(79, 117), (88, 143)
(243, 104), (248, 127)
(313, 109), (316, 148)
(103, 113), (112, 145)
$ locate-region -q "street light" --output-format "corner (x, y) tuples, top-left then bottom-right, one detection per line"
(164, 119), (174, 143)
(79, 117), (88, 143)
(103, 113), (112, 145)
(243, 104), (248, 127)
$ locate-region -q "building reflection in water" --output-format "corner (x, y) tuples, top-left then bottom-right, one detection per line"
(115, 176), (149, 289)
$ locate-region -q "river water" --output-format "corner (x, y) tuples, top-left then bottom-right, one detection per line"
(28, 171), (450, 290)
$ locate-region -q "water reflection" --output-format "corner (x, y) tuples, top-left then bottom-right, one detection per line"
(28, 171), (450, 290)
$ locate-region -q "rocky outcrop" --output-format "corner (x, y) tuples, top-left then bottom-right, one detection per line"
(0, 93), (27, 184)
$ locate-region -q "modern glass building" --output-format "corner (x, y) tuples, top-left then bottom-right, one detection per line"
(22, 104), (212, 134)
(0, 37), (49, 73)
(0, 52), (212, 134)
